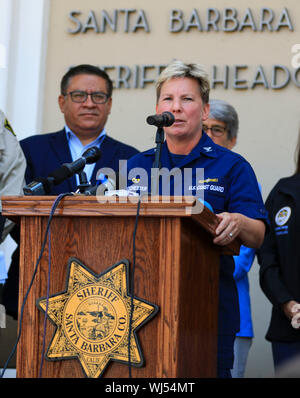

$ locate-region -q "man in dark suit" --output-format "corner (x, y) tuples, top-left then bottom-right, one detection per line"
(3, 64), (139, 318)
(21, 64), (139, 193)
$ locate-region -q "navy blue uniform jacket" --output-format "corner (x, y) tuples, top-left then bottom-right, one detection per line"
(20, 129), (139, 193)
(126, 132), (268, 337)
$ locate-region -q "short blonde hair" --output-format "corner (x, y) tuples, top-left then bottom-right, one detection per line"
(156, 60), (210, 104)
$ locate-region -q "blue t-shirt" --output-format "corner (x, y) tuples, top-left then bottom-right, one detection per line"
(126, 132), (268, 336)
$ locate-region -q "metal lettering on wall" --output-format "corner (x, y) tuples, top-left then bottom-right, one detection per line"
(67, 8), (293, 33)
(97, 64), (300, 90)
(66, 7), (299, 90)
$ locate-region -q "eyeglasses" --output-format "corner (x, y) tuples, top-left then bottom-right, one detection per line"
(203, 125), (227, 137)
(65, 91), (110, 104)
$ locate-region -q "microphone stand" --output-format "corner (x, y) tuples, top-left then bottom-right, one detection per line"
(151, 127), (164, 197)
(76, 170), (92, 194)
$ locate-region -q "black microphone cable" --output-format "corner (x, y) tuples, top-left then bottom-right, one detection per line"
(38, 199), (56, 378)
(128, 196), (141, 378)
(0, 192), (72, 378)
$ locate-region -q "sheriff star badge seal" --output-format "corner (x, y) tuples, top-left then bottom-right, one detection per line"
(37, 258), (159, 378)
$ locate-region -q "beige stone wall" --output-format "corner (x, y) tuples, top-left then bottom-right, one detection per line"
(43, 0), (300, 199)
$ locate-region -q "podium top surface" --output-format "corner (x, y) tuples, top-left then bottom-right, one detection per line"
(1, 195), (240, 254)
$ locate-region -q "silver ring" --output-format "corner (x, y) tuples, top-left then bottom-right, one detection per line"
(229, 232), (233, 238)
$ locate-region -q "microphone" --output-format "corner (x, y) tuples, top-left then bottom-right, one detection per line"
(23, 177), (54, 195)
(146, 112), (175, 128)
(49, 146), (102, 185)
(23, 146), (102, 195)
(84, 173), (117, 196)
(84, 173), (138, 197)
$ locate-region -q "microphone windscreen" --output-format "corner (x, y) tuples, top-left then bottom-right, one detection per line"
(162, 111), (175, 127)
(146, 115), (157, 125)
(83, 146), (102, 164)
(49, 165), (73, 185)
(146, 112), (175, 127)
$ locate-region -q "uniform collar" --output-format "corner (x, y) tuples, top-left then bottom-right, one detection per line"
(188, 132), (218, 159)
(144, 131), (218, 163)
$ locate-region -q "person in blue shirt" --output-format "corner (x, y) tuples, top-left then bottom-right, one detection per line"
(203, 99), (257, 378)
(125, 60), (268, 378)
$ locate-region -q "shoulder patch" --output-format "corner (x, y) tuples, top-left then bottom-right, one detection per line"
(4, 118), (15, 136)
(275, 206), (291, 226)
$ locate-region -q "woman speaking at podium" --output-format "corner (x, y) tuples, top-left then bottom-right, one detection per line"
(126, 60), (268, 378)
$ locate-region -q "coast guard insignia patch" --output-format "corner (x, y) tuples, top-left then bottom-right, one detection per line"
(36, 257), (159, 378)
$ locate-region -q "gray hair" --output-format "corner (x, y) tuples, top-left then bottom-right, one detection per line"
(208, 99), (239, 140)
(156, 60), (210, 104)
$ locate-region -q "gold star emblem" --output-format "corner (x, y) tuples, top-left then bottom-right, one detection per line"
(37, 258), (158, 378)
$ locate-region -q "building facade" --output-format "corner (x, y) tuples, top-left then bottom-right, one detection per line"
(1, 0), (300, 377)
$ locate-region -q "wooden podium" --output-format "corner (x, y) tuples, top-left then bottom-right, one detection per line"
(2, 195), (239, 378)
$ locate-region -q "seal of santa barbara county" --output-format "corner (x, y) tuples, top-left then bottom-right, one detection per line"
(36, 258), (159, 378)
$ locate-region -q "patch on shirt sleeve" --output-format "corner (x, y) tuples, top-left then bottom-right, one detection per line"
(4, 118), (15, 136)
(275, 206), (291, 226)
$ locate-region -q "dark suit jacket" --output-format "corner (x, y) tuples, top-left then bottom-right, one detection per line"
(2, 130), (139, 319)
(20, 129), (139, 194)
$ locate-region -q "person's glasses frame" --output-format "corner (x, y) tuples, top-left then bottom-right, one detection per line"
(65, 90), (110, 104)
(203, 125), (227, 137)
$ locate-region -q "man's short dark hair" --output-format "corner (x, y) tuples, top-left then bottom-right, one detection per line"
(60, 64), (113, 97)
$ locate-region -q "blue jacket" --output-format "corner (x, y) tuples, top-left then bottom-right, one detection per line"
(234, 245), (255, 337)
(20, 129), (139, 193)
(126, 132), (268, 336)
